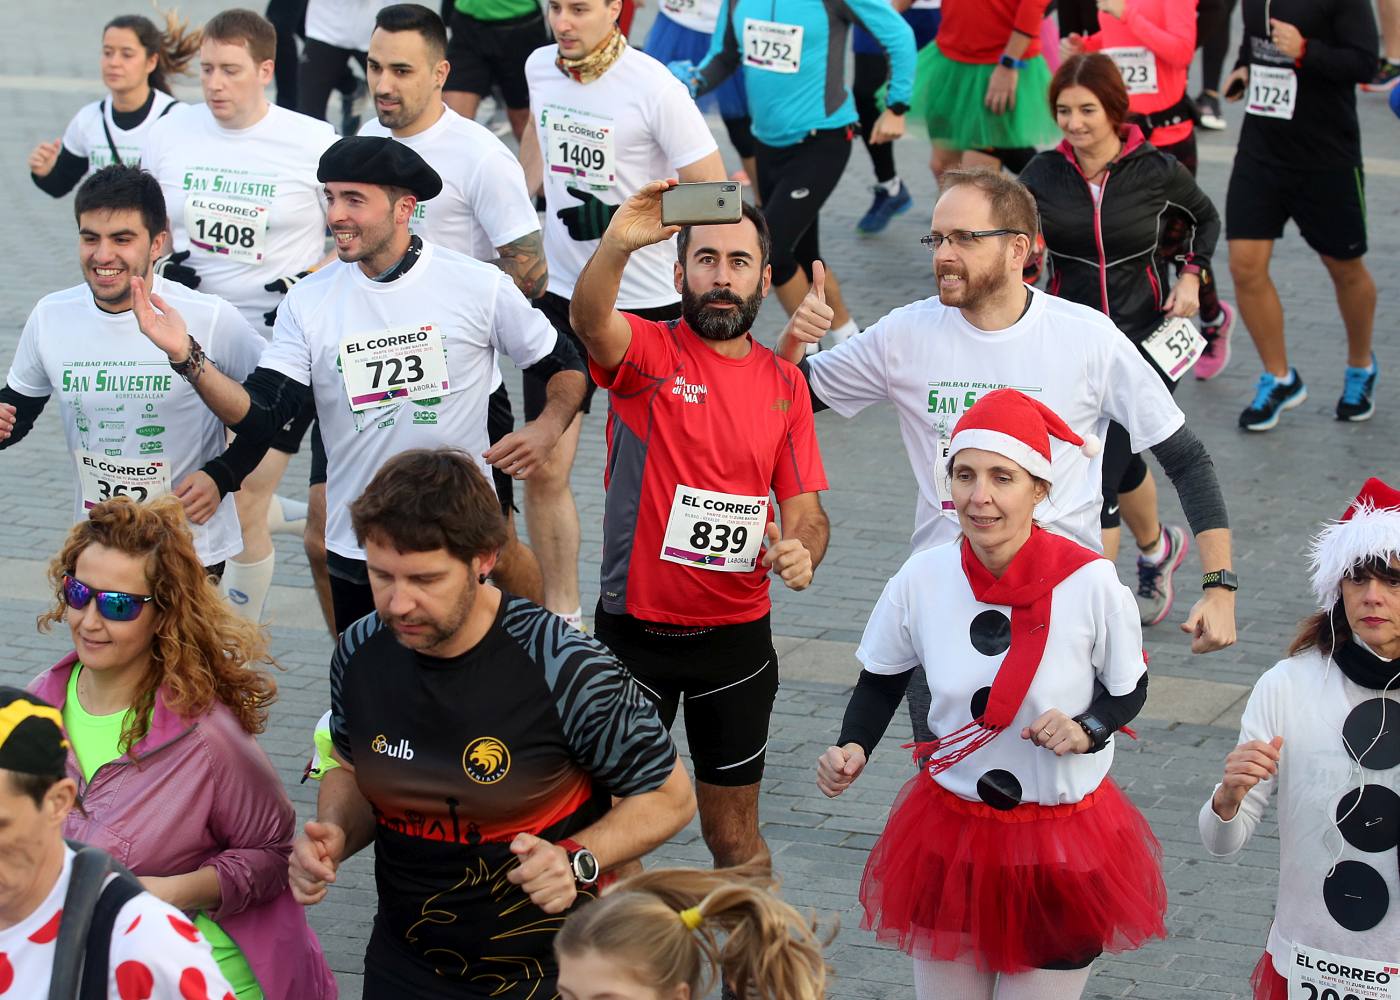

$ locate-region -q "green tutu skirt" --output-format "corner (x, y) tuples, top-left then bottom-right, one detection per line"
(913, 44), (1060, 151)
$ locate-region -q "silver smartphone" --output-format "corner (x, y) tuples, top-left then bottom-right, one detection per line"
(661, 182), (743, 226)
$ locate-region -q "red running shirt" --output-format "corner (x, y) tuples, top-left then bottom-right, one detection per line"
(591, 315), (828, 626)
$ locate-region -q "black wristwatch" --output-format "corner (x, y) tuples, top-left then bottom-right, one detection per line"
(999, 53), (1029, 70)
(886, 101), (910, 116)
(1073, 713), (1111, 753)
(1201, 569), (1239, 592)
(559, 839), (600, 888)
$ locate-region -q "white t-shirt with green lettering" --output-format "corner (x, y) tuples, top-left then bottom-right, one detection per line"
(60, 91), (179, 174)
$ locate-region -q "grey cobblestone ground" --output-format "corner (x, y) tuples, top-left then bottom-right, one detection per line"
(2, 2), (1399, 996)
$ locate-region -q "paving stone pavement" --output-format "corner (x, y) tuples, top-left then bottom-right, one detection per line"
(2, 2), (1399, 996)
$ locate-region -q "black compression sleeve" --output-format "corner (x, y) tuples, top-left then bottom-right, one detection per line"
(1088, 673), (1149, 733)
(1149, 425), (1229, 535)
(521, 327), (587, 382)
(837, 669), (912, 758)
(796, 357), (830, 413)
(0, 385), (50, 449)
(199, 430), (274, 498)
(228, 367), (312, 442)
(31, 148), (89, 198)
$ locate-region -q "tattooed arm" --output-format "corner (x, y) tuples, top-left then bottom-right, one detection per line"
(493, 230), (549, 301)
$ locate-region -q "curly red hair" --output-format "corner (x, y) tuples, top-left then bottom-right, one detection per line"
(38, 497), (277, 753)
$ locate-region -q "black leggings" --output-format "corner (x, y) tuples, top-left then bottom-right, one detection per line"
(297, 37), (366, 121)
(854, 52), (898, 183)
(755, 127), (854, 286)
(724, 116), (756, 160)
(264, 0), (307, 109)
(1196, 0), (1240, 94)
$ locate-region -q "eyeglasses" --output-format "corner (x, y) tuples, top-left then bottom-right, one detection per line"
(920, 229), (1029, 251)
(62, 575), (153, 622)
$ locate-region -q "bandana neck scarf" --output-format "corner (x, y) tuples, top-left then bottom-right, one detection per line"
(556, 28), (627, 83)
(914, 527), (1100, 775)
(1334, 633), (1400, 691)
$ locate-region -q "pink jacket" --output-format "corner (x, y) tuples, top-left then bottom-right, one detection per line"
(1083, 0), (1197, 147)
(31, 654), (336, 1000)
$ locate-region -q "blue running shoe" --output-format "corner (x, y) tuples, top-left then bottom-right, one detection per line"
(1239, 369), (1307, 431)
(856, 181), (912, 235)
(1336, 353), (1378, 421)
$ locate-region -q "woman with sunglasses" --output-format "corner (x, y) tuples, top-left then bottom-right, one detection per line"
(1020, 53), (1222, 633)
(27, 497), (335, 1000)
(1200, 478), (1400, 1000)
(817, 389), (1166, 999)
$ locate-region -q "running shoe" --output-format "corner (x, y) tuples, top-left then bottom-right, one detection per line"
(1136, 524), (1188, 627)
(1194, 300), (1235, 380)
(856, 181), (912, 235)
(1238, 369), (1307, 431)
(1362, 59), (1400, 92)
(1196, 91), (1226, 130)
(1336, 354), (1378, 422)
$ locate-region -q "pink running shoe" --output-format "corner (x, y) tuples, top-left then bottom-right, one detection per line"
(1195, 299), (1235, 380)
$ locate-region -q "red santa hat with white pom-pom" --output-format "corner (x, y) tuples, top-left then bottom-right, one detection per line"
(947, 388), (1102, 485)
(1309, 477), (1400, 609)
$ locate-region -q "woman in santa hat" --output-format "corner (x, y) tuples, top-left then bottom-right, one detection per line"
(1200, 478), (1400, 1000)
(817, 388), (1167, 999)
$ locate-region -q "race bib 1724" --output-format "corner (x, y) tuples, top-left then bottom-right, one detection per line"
(1247, 64), (1298, 120)
(659, 485), (768, 572)
(75, 451), (171, 509)
(184, 194), (270, 264)
(339, 324), (451, 413)
(1288, 943), (1400, 1000)
(743, 19), (803, 73)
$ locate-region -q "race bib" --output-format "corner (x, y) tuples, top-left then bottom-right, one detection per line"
(339, 324), (451, 413)
(743, 19), (803, 73)
(184, 194), (270, 264)
(1141, 315), (1207, 381)
(75, 451), (171, 510)
(1105, 47), (1158, 95)
(1288, 943), (1400, 1000)
(659, 485), (768, 572)
(542, 107), (616, 188)
(1247, 64), (1298, 120)
(934, 437), (955, 511)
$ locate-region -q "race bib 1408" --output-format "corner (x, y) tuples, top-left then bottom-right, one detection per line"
(184, 194), (270, 264)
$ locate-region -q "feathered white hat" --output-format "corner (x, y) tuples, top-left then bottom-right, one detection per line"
(1308, 477), (1400, 609)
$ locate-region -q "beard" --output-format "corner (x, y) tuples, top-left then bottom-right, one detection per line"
(334, 218), (397, 266)
(935, 261), (1011, 311)
(681, 283), (764, 341)
(383, 581), (475, 656)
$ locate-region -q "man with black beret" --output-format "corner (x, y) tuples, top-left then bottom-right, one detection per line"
(129, 134), (589, 631)
(0, 688), (236, 996)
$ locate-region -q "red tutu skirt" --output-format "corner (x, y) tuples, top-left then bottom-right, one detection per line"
(860, 772), (1167, 973)
(1252, 952), (1287, 1000)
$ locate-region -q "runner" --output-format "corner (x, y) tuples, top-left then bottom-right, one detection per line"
(288, 448), (694, 999)
(1192, 0), (1239, 129)
(442, 0), (547, 139)
(0, 166), (266, 573)
(0, 688), (237, 999)
(1222, 0), (1380, 430)
(819, 390), (1166, 998)
(129, 135), (587, 634)
(1361, 0), (1400, 90)
(28, 13), (197, 198)
(520, 0), (726, 628)
(779, 168), (1236, 745)
(1200, 477), (1400, 1000)
(570, 182), (830, 870)
(299, 0), (389, 129)
(1021, 54), (1226, 626)
(140, 8), (338, 621)
(672, 0), (916, 343)
(852, 0), (942, 235)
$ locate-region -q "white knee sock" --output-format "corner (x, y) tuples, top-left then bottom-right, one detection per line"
(222, 552), (275, 623)
(267, 495), (307, 535)
(995, 965), (1093, 1000)
(913, 959), (994, 1000)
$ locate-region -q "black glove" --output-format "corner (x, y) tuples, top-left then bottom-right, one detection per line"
(262, 270), (312, 327)
(557, 186), (620, 243)
(153, 249), (200, 290)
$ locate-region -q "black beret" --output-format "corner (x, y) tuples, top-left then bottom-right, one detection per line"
(317, 136), (443, 202)
(0, 688), (68, 778)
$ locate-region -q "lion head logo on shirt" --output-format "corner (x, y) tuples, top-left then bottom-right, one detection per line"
(462, 737), (511, 784)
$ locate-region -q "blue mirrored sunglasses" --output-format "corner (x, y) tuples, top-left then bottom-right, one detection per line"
(62, 575), (153, 622)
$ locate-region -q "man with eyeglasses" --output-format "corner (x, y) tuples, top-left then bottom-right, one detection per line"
(778, 167), (1237, 745)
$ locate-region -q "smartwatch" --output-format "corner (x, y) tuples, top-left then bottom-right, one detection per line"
(999, 54), (1029, 70)
(1201, 569), (1239, 592)
(886, 101), (910, 116)
(1073, 713), (1111, 753)
(558, 838), (600, 888)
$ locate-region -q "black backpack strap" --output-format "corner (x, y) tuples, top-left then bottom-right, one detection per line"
(98, 98), (124, 167)
(47, 845), (113, 1000)
(77, 871), (144, 1000)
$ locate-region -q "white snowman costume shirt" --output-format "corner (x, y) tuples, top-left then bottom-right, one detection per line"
(858, 540), (1146, 807)
(1199, 649), (1400, 976)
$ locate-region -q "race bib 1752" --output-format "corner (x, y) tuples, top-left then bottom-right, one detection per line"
(743, 19), (803, 73)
